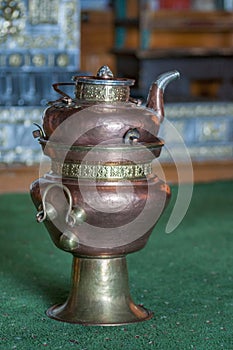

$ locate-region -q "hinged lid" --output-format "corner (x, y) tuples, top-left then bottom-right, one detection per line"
(73, 65), (135, 102)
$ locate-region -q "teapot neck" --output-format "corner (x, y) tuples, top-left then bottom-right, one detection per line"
(146, 70), (180, 123)
(146, 83), (164, 122)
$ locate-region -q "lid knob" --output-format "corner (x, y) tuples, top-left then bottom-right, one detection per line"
(97, 65), (114, 79)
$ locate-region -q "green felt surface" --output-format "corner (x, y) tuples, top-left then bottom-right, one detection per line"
(0, 181), (233, 350)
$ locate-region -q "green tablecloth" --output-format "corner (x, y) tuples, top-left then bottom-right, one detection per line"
(0, 181), (233, 350)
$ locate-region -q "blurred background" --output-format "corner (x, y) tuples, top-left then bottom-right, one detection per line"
(0, 0), (233, 192)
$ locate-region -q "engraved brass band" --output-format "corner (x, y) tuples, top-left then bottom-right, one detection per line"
(51, 160), (152, 180)
(75, 83), (130, 102)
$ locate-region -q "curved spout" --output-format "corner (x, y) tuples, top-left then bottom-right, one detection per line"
(146, 70), (180, 123)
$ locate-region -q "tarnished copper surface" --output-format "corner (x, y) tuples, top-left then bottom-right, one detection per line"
(146, 70), (180, 123)
(31, 174), (171, 256)
(30, 66), (179, 325)
(39, 138), (164, 163)
(42, 103), (161, 145)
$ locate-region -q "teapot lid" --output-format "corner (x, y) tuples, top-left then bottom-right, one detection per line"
(73, 65), (135, 102)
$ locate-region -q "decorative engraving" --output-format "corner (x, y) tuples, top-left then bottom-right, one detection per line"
(56, 53), (69, 67)
(28, 0), (58, 25)
(0, 126), (7, 146)
(0, 1), (79, 52)
(1, 103), (232, 164)
(166, 102), (233, 118)
(32, 54), (46, 67)
(9, 53), (23, 66)
(51, 161), (153, 180)
(161, 145), (233, 162)
(75, 84), (129, 102)
(200, 120), (227, 142)
(0, 0), (26, 43)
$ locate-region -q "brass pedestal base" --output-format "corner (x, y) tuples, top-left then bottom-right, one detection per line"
(46, 256), (153, 325)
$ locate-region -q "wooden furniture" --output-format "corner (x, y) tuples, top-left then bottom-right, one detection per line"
(113, 1), (233, 101)
(80, 9), (116, 74)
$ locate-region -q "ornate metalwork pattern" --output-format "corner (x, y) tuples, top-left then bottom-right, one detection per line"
(0, 1), (80, 164)
(165, 102), (233, 118)
(0, 0), (79, 66)
(1, 103), (233, 164)
(29, 0), (58, 25)
(159, 102), (233, 162)
(0, 0), (26, 44)
(51, 160), (153, 180)
(0, 106), (42, 164)
(75, 84), (129, 102)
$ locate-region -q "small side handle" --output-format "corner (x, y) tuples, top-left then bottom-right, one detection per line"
(36, 183), (86, 227)
(52, 82), (75, 103)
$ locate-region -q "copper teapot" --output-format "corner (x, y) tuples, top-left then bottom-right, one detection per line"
(30, 66), (179, 325)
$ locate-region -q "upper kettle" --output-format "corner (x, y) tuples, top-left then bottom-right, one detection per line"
(41, 65), (180, 146)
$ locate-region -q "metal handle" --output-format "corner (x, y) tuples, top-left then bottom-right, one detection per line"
(52, 82), (75, 103)
(129, 96), (142, 106)
(36, 183), (86, 227)
(32, 123), (45, 139)
(36, 183), (73, 224)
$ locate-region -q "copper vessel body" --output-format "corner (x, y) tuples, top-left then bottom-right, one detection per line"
(30, 66), (179, 325)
